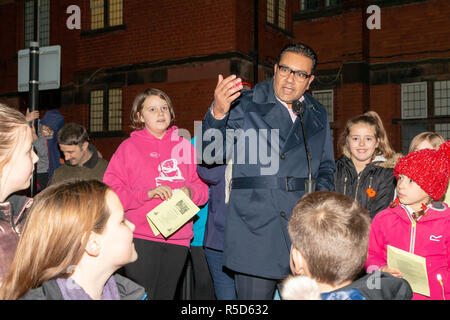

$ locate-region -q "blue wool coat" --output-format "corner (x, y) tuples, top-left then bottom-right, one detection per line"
(201, 78), (335, 279)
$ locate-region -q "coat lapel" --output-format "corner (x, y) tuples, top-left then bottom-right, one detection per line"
(281, 96), (325, 154)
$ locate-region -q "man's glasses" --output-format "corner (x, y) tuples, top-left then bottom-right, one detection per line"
(277, 64), (312, 82)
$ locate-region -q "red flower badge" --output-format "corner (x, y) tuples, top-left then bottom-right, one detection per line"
(366, 188), (376, 198)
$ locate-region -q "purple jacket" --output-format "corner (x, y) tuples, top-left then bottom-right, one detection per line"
(365, 202), (450, 300)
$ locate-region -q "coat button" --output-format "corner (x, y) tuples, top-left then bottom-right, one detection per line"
(280, 211), (286, 218)
(280, 153), (285, 159)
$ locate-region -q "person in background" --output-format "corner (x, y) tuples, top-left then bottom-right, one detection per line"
(365, 141), (450, 300)
(103, 88), (208, 299)
(51, 123), (108, 184)
(0, 180), (146, 300)
(334, 111), (399, 219)
(0, 103), (39, 281)
(26, 109), (64, 191)
(408, 132), (449, 204)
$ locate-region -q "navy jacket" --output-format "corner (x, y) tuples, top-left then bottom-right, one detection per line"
(201, 78), (335, 279)
(39, 109), (64, 182)
(197, 164), (228, 251)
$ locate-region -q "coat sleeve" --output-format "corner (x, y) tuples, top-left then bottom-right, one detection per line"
(315, 116), (335, 191)
(365, 214), (387, 273)
(103, 144), (150, 211)
(197, 164), (226, 186)
(201, 99), (245, 164)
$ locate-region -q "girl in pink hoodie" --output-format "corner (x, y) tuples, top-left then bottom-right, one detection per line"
(365, 141), (450, 300)
(103, 88), (208, 299)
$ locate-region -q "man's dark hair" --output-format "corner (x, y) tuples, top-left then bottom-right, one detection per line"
(277, 43), (317, 74)
(57, 122), (89, 146)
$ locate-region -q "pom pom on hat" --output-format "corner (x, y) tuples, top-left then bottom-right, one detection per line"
(394, 141), (450, 200)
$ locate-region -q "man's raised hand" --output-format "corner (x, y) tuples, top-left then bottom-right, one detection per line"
(212, 74), (243, 119)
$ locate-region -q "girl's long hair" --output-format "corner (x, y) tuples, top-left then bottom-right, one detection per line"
(338, 110), (395, 160)
(0, 179), (111, 300)
(0, 104), (29, 182)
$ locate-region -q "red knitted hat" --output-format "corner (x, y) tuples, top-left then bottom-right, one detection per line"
(394, 141), (450, 200)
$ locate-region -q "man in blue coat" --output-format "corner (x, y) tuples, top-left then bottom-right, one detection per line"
(201, 43), (335, 299)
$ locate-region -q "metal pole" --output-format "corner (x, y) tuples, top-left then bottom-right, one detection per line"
(29, 0), (40, 197)
(253, 0), (259, 84)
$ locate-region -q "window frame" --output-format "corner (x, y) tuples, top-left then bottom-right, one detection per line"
(401, 81), (428, 120)
(24, 0), (50, 48)
(87, 0), (124, 34)
(89, 88), (123, 136)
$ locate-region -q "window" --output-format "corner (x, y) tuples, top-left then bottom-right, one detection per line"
(313, 90), (334, 140)
(24, 0), (50, 48)
(313, 90), (333, 122)
(267, 0), (275, 24)
(435, 123), (450, 140)
(266, 0), (287, 30)
(90, 88), (122, 133)
(434, 80), (450, 117)
(90, 0), (123, 30)
(300, 0), (341, 11)
(401, 82), (427, 119)
(400, 80), (450, 153)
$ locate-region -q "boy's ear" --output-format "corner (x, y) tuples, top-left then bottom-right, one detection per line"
(85, 232), (101, 257)
(290, 247), (308, 276)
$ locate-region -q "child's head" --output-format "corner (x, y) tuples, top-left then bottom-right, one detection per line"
(288, 191), (371, 287)
(408, 131), (445, 153)
(130, 88), (175, 137)
(339, 111), (394, 163)
(0, 179), (137, 300)
(0, 103), (39, 201)
(394, 141), (450, 204)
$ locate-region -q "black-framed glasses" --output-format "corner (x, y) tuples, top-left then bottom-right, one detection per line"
(277, 64), (312, 82)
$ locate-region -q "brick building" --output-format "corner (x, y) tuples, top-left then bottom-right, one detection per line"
(0, 0), (449, 159)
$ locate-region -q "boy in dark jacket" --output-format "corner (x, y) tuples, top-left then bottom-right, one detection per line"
(282, 191), (412, 300)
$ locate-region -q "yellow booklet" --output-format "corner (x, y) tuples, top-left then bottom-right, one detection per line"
(387, 245), (430, 297)
(146, 190), (200, 238)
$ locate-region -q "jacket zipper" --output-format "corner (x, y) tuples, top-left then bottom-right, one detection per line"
(354, 174), (361, 200)
(343, 176), (348, 196)
(409, 218), (416, 253)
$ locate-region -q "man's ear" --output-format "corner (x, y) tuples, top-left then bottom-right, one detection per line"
(305, 74), (315, 90)
(290, 247), (309, 276)
(81, 141), (89, 152)
(85, 232), (101, 257)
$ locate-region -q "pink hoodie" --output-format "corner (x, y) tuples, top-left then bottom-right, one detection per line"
(103, 126), (208, 247)
(365, 202), (450, 300)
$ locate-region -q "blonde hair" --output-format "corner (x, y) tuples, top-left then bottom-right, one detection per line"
(339, 111), (395, 160)
(0, 180), (111, 300)
(0, 104), (30, 182)
(130, 88), (175, 130)
(408, 132), (445, 153)
(288, 191), (371, 286)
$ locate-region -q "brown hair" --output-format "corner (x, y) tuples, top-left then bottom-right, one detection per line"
(288, 191), (371, 286)
(338, 111), (395, 160)
(57, 122), (89, 147)
(0, 180), (111, 300)
(0, 104), (30, 182)
(408, 131), (445, 153)
(130, 88), (175, 130)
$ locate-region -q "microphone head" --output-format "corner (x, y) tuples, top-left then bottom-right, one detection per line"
(292, 100), (304, 116)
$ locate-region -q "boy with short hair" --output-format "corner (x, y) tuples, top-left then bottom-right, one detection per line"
(282, 191), (412, 300)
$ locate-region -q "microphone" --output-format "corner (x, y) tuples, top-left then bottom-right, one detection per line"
(292, 100), (315, 194)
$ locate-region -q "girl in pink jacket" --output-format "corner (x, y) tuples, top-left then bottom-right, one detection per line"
(103, 88), (208, 299)
(365, 141), (450, 300)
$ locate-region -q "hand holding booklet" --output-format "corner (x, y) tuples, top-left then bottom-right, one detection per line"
(146, 189), (200, 238)
(387, 245), (430, 297)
